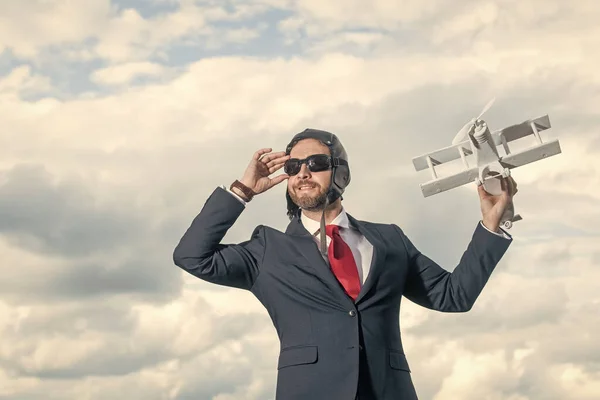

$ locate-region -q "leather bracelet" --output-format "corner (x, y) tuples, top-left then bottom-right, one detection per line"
(230, 180), (256, 202)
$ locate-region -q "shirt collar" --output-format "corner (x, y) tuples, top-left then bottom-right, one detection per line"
(300, 207), (351, 237)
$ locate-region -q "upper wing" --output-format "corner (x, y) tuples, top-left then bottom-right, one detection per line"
(499, 114), (550, 142)
(412, 115), (551, 172)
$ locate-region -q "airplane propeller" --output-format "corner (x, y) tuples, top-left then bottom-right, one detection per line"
(451, 97), (496, 145)
(477, 97), (495, 120)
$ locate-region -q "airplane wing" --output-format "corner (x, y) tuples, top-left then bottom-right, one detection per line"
(418, 139), (561, 197)
(419, 167), (478, 197)
(412, 141), (472, 172)
(498, 114), (550, 142)
(412, 115), (551, 172)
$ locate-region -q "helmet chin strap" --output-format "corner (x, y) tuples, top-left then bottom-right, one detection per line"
(318, 174), (336, 259)
(319, 196), (330, 258)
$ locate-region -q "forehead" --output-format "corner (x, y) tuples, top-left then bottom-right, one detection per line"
(289, 138), (330, 158)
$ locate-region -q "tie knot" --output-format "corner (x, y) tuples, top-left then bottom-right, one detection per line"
(325, 224), (340, 238)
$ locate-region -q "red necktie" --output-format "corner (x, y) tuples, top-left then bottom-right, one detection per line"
(325, 225), (361, 301)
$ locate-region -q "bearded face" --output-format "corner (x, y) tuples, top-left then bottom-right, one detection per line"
(289, 180), (329, 211)
(286, 139), (333, 212)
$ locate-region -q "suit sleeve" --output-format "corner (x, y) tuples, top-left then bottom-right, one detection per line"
(394, 223), (512, 312)
(172, 187), (265, 290)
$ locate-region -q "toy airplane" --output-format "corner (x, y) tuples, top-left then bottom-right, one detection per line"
(412, 98), (562, 229)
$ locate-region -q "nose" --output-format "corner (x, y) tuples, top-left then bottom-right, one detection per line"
(296, 163), (311, 179)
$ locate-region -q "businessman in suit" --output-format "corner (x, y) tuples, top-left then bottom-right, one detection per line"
(173, 129), (517, 400)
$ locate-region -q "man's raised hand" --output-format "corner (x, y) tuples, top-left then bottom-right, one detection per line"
(239, 148), (290, 195)
(478, 175), (519, 232)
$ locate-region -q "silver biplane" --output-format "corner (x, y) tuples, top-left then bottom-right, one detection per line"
(412, 99), (562, 229)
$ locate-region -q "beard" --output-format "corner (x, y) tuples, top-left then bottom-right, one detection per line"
(289, 184), (329, 212)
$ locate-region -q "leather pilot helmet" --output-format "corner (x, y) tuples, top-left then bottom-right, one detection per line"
(284, 128), (350, 220)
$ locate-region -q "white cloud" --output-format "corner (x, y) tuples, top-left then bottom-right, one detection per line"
(434, 349), (541, 400)
(2, 54), (490, 162)
(560, 365), (600, 400)
(0, 65), (52, 97)
(0, 0), (112, 58)
(0, 287), (271, 397)
(93, 5), (209, 63)
(0, 0), (270, 63)
(432, 2), (500, 44)
(90, 62), (169, 85)
(295, 0), (444, 28)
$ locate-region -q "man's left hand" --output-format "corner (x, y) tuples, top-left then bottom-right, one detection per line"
(478, 176), (518, 232)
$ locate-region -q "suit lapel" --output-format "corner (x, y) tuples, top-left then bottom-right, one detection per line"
(285, 215), (355, 308)
(346, 214), (386, 304)
(285, 213), (386, 306)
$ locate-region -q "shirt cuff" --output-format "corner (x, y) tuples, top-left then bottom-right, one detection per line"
(220, 185), (247, 206)
(480, 220), (511, 239)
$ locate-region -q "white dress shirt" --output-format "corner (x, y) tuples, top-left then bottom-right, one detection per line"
(299, 209), (373, 286)
(221, 185), (511, 286)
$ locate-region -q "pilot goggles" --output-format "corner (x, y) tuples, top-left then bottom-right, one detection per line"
(284, 154), (347, 176)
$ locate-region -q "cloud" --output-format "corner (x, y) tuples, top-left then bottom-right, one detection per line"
(0, 0), (112, 58)
(90, 62), (169, 86)
(0, 65), (52, 97)
(0, 289), (276, 399)
(0, 288), (269, 375)
(432, 348), (567, 400)
(0, 0), (271, 64)
(294, 0), (445, 29)
(432, 2), (500, 44)
(93, 5), (208, 63)
(0, 163), (184, 305)
(0, 163), (143, 257)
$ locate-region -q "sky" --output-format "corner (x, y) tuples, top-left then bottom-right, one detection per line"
(0, 0), (599, 399)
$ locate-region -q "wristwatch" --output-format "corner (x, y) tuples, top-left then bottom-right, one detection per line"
(230, 180), (256, 202)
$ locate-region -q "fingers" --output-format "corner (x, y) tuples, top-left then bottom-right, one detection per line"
(503, 176), (517, 196)
(265, 154), (290, 168)
(477, 182), (492, 200)
(269, 173), (289, 186)
(500, 176), (507, 192)
(251, 148), (290, 176)
(256, 149), (289, 165)
(260, 151), (286, 161)
(501, 176), (519, 198)
(510, 176), (518, 196)
(477, 175), (518, 199)
(253, 148), (273, 161)
(477, 182), (485, 194)
(268, 160), (287, 174)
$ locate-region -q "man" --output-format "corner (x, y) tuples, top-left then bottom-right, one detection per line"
(173, 129), (517, 400)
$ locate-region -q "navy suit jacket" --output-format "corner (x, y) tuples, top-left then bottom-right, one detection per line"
(173, 187), (512, 399)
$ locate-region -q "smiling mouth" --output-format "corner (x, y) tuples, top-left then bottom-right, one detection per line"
(297, 185), (316, 191)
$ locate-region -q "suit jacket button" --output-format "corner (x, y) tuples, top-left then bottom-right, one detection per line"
(348, 310), (356, 317)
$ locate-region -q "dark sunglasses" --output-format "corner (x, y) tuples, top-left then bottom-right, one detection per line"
(284, 154), (347, 176)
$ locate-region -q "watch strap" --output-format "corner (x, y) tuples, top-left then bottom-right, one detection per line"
(230, 180), (256, 201)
